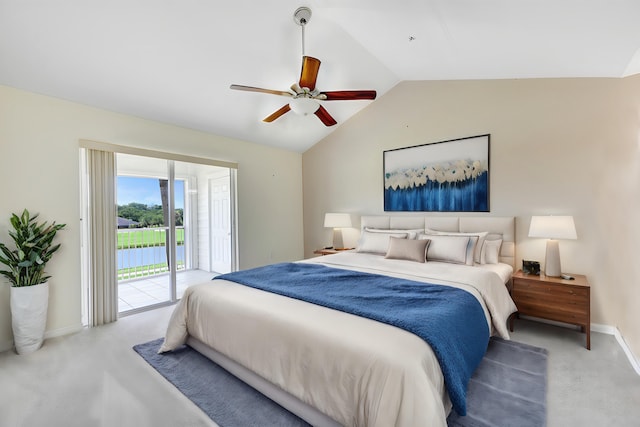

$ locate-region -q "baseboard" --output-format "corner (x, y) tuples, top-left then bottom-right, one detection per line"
(44, 323), (84, 339)
(612, 328), (640, 376)
(590, 322), (615, 335)
(0, 323), (84, 354)
(520, 315), (582, 330)
(588, 323), (640, 376)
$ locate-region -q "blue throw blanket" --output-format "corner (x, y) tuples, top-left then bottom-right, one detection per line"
(215, 262), (490, 415)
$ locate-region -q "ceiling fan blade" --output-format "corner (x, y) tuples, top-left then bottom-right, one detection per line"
(314, 105), (337, 126)
(320, 90), (377, 101)
(263, 104), (291, 123)
(299, 56), (321, 91)
(230, 84), (293, 98)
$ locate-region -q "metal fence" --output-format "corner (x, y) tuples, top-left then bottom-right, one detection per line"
(117, 226), (185, 281)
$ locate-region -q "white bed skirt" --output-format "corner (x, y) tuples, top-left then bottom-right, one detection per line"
(187, 336), (341, 427)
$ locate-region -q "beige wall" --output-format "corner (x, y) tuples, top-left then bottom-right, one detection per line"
(303, 76), (640, 359)
(0, 85), (304, 349)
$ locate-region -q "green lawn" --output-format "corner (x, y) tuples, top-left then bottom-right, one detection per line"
(117, 228), (184, 249)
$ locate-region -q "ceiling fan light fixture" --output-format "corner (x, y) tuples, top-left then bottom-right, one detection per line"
(289, 97), (319, 116)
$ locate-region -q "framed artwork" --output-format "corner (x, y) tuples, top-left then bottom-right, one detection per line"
(383, 134), (490, 212)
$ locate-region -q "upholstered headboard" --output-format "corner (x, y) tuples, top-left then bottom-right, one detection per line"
(360, 216), (516, 268)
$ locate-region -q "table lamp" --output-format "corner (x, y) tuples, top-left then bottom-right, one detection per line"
(528, 215), (577, 277)
(324, 213), (352, 250)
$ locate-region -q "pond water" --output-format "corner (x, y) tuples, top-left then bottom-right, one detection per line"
(117, 245), (185, 270)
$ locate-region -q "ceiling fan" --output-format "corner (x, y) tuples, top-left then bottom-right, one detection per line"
(230, 7), (376, 127)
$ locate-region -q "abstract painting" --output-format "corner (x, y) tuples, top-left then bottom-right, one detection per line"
(384, 134), (490, 212)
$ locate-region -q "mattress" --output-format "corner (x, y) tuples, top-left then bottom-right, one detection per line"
(160, 252), (517, 426)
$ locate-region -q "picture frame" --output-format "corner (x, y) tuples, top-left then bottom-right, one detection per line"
(383, 134), (490, 212)
(522, 260), (541, 275)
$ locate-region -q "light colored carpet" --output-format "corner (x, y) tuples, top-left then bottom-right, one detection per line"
(1, 305), (640, 427)
(510, 318), (640, 427)
(0, 306), (216, 427)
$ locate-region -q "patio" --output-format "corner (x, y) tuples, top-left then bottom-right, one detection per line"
(118, 269), (216, 313)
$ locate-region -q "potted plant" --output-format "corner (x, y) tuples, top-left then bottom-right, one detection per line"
(0, 209), (65, 354)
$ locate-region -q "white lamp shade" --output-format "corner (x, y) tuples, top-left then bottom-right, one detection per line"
(324, 213), (352, 228)
(289, 97), (320, 116)
(528, 216), (577, 240)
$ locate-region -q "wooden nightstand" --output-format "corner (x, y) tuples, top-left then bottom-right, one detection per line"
(510, 270), (591, 349)
(313, 248), (354, 256)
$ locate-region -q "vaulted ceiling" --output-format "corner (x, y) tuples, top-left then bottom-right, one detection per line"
(1, 1), (639, 152)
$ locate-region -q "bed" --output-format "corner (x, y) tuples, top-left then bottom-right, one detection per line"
(160, 216), (518, 427)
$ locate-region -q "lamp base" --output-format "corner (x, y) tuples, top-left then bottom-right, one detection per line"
(544, 239), (562, 277)
(332, 228), (344, 250)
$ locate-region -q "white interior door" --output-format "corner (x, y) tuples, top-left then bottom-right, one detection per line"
(209, 175), (231, 274)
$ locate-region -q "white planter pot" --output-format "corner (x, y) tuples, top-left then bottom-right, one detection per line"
(10, 282), (49, 355)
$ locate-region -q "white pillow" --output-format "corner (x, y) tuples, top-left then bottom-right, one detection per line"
(420, 233), (478, 266)
(385, 236), (430, 263)
(480, 239), (503, 264)
(418, 234), (472, 265)
(365, 227), (423, 240)
(424, 228), (488, 263)
(357, 230), (408, 254)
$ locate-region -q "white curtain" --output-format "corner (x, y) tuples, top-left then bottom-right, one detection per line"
(86, 148), (118, 326)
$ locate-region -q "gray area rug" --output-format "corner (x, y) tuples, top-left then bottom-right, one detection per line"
(447, 337), (548, 427)
(134, 337), (547, 427)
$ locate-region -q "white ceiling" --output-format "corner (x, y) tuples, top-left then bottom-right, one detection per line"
(1, 1), (640, 152)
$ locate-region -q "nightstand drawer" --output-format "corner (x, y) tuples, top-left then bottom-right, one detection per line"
(513, 280), (588, 300)
(512, 287), (589, 308)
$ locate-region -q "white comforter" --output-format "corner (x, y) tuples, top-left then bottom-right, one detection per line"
(160, 252), (517, 427)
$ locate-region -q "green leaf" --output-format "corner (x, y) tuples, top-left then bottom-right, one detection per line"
(0, 209), (65, 287)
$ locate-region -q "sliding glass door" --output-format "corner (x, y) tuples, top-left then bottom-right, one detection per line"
(115, 154), (234, 314)
(80, 141), (238, 325)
